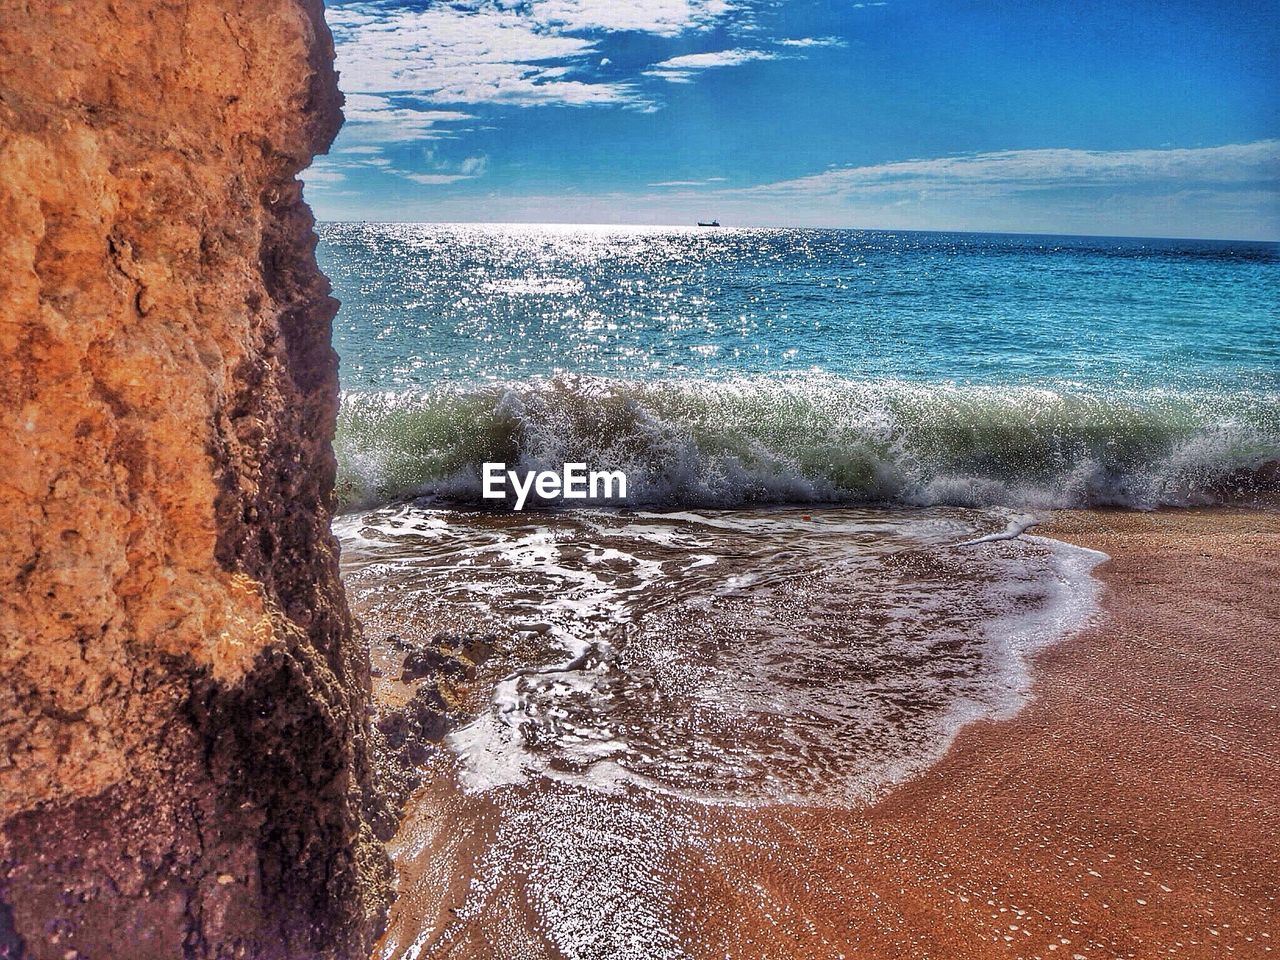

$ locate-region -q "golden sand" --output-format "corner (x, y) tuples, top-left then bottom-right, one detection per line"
(379, 508), (1279, 959)
(669, 508), (1280, 958)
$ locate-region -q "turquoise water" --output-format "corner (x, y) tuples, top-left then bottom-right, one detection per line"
(318, 223), (1280, 509)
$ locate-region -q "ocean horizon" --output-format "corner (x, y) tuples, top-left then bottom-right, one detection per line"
(321, 220), (1280, 245)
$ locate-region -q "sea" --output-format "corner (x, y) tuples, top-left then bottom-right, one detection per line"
(318, 224), (1279, 958)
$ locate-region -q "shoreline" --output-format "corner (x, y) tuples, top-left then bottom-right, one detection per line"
(371, 504), (1278, 958)
(668, 505), (1279, 957)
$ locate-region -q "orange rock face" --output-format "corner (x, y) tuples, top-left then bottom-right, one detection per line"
(0, 1), (390, 956)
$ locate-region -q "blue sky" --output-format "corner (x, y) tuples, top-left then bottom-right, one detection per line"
(305, 0), (1280, 239)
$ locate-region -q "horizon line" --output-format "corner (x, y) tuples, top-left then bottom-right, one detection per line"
(312, 219), (1280, 245)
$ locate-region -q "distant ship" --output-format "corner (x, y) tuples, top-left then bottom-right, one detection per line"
(697, 220), (720, 227)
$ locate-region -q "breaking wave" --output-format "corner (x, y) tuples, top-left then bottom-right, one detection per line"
(334, 375), (1280, 512)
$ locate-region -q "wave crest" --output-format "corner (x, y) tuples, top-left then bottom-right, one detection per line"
(334, 376), (1280, 511)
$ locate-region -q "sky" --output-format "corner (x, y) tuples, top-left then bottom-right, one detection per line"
(305, 0), (1280, 239)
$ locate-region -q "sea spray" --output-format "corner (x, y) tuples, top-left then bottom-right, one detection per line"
(334, 374), (1280, 511)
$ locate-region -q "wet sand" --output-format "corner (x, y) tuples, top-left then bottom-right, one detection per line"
(374, 507), (1279, 959)
(670, 508), (1280, 958)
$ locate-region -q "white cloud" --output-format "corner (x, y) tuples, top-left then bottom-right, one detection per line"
(326, 144), (392, 170)
(743, 141), (1280, 200)
(775, 36), (845, 48)
(530, 0), (735, 37)
(335, 92), (474, 144)
(344, 93), (472, 126)
(383, 147), (491, 187)
(397, 172), (475, 185)
(329, 2), (652, 109)
(305, 141), (490, 191)
(301, 160), (347, 185)
(644, 48), (778, 83)
(650, 177), (728, 186)
(617, 141), (1279, 238)
(309, 140), (1280, 239)
(325, 0), (771, 111)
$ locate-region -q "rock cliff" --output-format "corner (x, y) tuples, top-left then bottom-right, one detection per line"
(0, 1), (391, 957)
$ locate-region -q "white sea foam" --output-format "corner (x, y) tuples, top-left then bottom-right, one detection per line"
(334, 375), (1280, 512)
(373, 506), (1113, 808)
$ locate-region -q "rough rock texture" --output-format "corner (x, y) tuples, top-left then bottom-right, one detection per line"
(0, 1), (391, 957)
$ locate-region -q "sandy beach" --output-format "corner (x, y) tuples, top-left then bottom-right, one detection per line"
(375, 506), (1279, 959)
(666, 507), (1280, 959)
